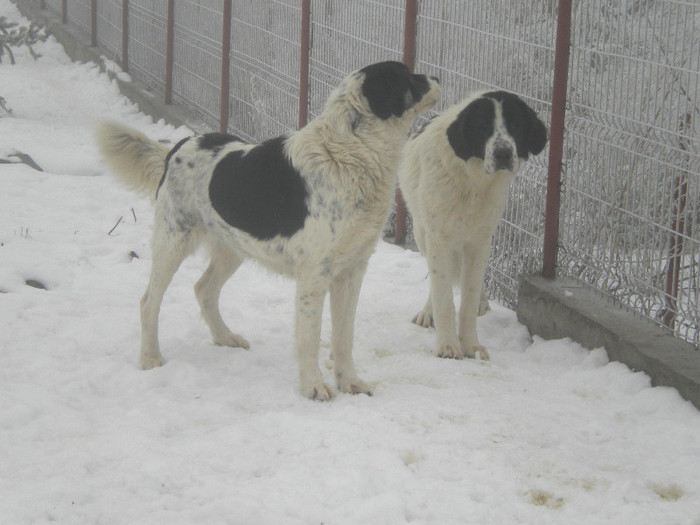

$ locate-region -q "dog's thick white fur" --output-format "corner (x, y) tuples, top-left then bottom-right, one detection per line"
(97, 61), (440, 400)
(398, 90), (547, 360)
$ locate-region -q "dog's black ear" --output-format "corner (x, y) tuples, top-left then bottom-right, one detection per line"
(447, 99), (493, 161)
(360, 61), (410, 120)
(525, 105), (548, 156)
(446, 112), (471, 161)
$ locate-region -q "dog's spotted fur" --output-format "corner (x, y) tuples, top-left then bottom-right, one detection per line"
(398, 90), (547, 360)
(97, 61), (440, 400)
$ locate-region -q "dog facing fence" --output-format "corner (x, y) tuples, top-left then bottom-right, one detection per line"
(30, 0), (699, 349)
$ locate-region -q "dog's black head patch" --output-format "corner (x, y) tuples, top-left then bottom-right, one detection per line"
(484, 91), (548, 158)
(360, 61), (434, 120)
(209, 136), (309, 240)
(446, 92), (547, 163)
(446, 98), (496, 162)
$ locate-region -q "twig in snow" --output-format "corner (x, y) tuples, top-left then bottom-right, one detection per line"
(0, 96), (11, 114)
(0, 151), (43, 171)
(108, 216), (124, 236)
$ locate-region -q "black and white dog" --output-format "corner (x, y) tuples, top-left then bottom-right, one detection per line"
(97, 61), (440, 400)
(398, 91), (547, 360)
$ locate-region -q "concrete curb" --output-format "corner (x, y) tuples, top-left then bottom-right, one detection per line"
(518, 275), (700, 409)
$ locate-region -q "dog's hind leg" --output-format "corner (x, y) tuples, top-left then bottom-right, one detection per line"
(478, 287), (491, 316)
(412, 293), (434, 328)
(295, 281), (334, 401)
(411, 222), (436, 327)
(330, 262), (372, 396)
(412, 247), (460, 330)
(412, 293), (435, 328)
(140, 226), (194, 369)
(427, 243), (464, 359)
(195, 244), (249, 349)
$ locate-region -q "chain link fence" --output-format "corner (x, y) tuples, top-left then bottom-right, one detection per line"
(33, 0), (699, 348)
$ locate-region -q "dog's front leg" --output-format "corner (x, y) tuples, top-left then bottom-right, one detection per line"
(295, 282), (334, 400)
(330, 263), (372, 396)
(457, 244), (490, 360)
(427, 244), (463, 359)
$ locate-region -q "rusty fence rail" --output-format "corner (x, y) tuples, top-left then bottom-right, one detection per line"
(29, 0), (699, 349)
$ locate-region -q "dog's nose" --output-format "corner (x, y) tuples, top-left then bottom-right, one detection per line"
(493, 147), (514, 170)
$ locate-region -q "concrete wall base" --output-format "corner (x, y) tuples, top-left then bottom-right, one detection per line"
(518, 275), (700, 409)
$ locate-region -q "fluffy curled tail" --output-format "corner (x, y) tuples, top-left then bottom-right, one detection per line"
(96, 120), (170, 201)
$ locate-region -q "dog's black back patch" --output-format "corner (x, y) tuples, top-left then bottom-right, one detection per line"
(446, 98), (495, 162)
(360, 61), (431, 120)
(209, 136), (309, 240)
(483, 91), (548, 158)
(199, 132), (245, 154)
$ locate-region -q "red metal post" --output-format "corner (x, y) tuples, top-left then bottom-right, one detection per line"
(395, 0), (418, 245)
(542, 0), (573, 278)
(121, 0), (129, 72)
(662, 112), (691, 328)
(402, 0), (417, 68)
(165, 0), (175, 105)
(61, 0), (67, 24)
(220, 0), (232, 133)
(90, 0), (97, 47)
(298, 0), (311, 129)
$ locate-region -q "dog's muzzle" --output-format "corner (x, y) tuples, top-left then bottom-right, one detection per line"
(421, 76), (441, 110)
(493, 145), (515, 172)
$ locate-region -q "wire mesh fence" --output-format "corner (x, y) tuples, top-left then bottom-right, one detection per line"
(170, 1), (223, 129)
(562, 0), (699, 346)
(307, 1), (405, 120)
(94, 0), (120, 59)
(64, 0), (91, 37)
(227, 0), (301, 141)
(35, 0), (699, 348)
(126, 0), (167, 99)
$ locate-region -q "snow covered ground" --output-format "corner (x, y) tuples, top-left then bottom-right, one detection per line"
(2, 2), (700, 523)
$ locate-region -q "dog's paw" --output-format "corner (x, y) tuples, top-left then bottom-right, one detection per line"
(213, 331), (250, 350)
(301, 381), (336, 401)
(437, 344), (465, 359)
(141, 353), (165, 370)
(412, 311), (434, 328)
(463, 345), (490, 360)
(478, 298), (491, 316)
(337, 374), (373, 396)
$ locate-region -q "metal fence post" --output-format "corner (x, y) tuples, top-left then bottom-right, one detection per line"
(121, 0), (128, 72)
(90, 0), (97, 47)
(298, 0), (311, 129)
(220, 0), (232, 133)
(395, 0), (418, 245)
(662, 112), (691, 328)
(61, 0), (67, 24)
(542, 0), (572, 278)
(165, 0), (175, 105)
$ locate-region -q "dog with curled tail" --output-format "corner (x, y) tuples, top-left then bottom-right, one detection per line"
(97, 61), (440, 400)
